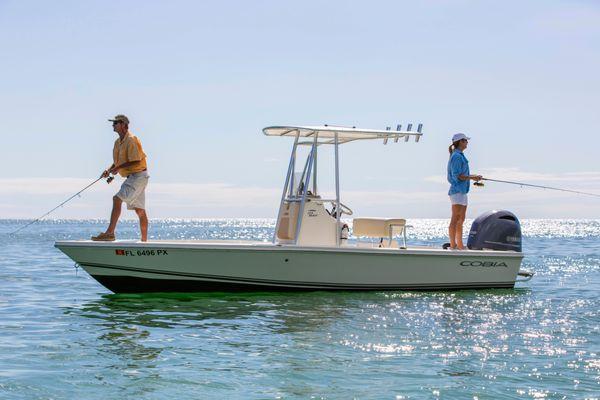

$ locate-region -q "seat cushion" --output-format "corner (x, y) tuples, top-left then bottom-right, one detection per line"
(353, 218), (386, 237)
(353, 218), (406, 237)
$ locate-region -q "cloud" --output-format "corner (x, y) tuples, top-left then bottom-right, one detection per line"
(424, 175), (447, 184)
(263, 157), (282, 163)
(0, 178), (280, 219)
(149, 182), (279, 206)
(0, 177), (107, 195)
(425, 168), (600, 186)
(420, 167), (600, 218)
(480, 168), (600, 184)
(1, 175), (599, 219)
(0, 178), (279, 201)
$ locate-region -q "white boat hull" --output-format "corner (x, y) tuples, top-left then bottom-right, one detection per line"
(54, 240), (525, 293)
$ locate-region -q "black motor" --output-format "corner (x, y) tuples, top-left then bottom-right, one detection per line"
(467, 210), (522, 251)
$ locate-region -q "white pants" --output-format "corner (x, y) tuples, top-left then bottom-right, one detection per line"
(116, 171), (149, 210)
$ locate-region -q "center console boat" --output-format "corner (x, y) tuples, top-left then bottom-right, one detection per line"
(55, 124), (533, 293)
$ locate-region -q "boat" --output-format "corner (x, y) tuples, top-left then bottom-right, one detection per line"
(55, 124), (533, 293)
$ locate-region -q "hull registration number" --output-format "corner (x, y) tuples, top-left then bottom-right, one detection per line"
(115, 249), (169, 256)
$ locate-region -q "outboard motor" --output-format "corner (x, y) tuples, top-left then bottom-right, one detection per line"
(467, 210), (522, 251)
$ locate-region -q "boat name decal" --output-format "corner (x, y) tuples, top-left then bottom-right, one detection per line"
(460, 261), (508, 268)
(115, 249), (169, 256)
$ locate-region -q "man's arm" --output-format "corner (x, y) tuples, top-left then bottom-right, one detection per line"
(109, 160), (141, 175)
(101, 163), (116, 178)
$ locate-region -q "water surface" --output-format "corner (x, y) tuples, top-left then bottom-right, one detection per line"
(0, 219), (598, 398)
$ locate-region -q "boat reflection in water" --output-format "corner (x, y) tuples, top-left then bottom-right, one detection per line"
(65, 288), (532, 396)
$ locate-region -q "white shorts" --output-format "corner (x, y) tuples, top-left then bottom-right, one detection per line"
(116, 171), (149, 210)
(449, 192), (468, 206)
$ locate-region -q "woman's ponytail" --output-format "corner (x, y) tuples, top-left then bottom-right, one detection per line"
(448, 140), (461, 155)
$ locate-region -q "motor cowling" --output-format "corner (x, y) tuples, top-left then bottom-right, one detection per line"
(467, 210), (522, 252)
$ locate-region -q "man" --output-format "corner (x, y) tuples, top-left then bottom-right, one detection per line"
(91, 114), (149, 241)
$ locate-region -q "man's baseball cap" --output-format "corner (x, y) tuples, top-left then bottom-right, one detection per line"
(451, 132), (470, 142)
(108, 114), (130, 125)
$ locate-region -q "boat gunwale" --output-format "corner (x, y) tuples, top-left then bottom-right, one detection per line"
(54, 240), (524, 258)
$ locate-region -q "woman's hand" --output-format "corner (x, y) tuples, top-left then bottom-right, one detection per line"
(471, 175), (483, 182)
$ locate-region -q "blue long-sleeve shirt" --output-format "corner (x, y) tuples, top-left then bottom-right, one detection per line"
(447, 149), (470, 195)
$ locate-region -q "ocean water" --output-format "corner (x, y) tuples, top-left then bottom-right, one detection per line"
(0, 219), (598, 399)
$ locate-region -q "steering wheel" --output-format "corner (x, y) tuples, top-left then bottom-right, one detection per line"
(328, 201), (353, 216)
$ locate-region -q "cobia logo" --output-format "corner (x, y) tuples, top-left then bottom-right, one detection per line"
(460, 261), (508, 267)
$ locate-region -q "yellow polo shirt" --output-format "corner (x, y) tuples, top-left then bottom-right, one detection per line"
(112, 131), (147, 177)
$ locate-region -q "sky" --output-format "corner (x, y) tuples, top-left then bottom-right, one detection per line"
(1, 0), (599, 219)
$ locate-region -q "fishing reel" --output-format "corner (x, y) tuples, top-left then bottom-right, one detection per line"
(474, 182), (485, 187)
(106, 175), (115, 184)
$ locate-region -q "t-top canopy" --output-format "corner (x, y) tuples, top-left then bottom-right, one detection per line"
(263, 125), (423, 144)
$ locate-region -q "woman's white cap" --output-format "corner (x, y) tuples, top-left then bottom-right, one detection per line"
(452, 133), (471, 142)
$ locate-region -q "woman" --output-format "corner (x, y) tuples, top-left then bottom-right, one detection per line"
(447, 133), (482, 250)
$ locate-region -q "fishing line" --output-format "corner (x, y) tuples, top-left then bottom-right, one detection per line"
(10, 175), (114, 235)
(478, 177), (600, 198)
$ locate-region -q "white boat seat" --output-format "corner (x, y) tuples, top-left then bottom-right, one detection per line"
(353, 218), (409, 248)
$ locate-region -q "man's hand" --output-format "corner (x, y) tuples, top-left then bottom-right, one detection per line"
(109, 166), (120, 175)
(472, 175), (483, 182)
(100, 170), (110, 178)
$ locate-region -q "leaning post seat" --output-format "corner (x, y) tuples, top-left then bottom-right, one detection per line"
(276, 202), (300, 241)
(352, 218), (408, 248)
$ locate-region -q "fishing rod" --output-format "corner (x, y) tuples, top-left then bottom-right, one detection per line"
(474, 177), (600, 198)
(10, 175), (115, 235)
